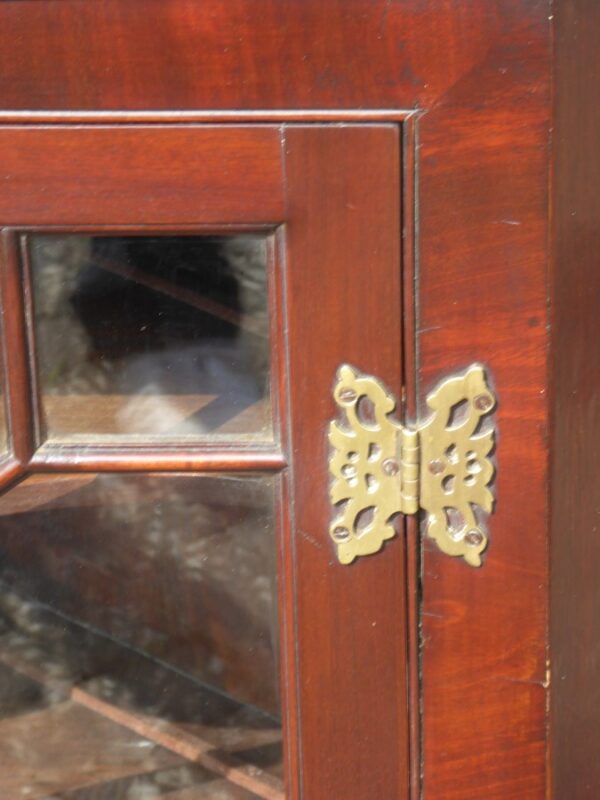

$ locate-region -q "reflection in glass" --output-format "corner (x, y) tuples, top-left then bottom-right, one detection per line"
(0, 473), (282, 798)
(29, 234), (271, 441)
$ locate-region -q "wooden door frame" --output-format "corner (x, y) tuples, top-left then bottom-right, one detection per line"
(0, 121), (413, 800)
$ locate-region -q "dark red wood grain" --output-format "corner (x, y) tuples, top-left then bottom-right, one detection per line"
(30, 446), (285, 473)
(416, 12), (551, 797)
(551, 1), (600, 797)
(0, 230), (34, 466)
(0, 1), (530, 113)
(284, 125), (409, 800)
(0, 2), (565, 798)
(0, 126), (283, 225)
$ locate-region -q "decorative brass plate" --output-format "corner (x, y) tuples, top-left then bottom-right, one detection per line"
(328, 364), (496, 567)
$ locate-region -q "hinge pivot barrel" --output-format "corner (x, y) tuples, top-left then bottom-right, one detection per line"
(400, 427), (419, 516)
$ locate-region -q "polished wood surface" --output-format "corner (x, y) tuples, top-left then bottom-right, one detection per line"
(0, 120), (411, 799)
(30, 446), (286, 473)
(0, 1), (544, 114)
(1, 230), (34, 467)
(284, 125), (409, 800)
(416, 11), (551, 800)
(0, 126), (286, 472)
(0, 126), (283, 225)
(551, 1), (600, 797)
(0, 1), (594, 798)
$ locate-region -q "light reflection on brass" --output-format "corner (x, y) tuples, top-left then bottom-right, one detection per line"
(329, 364), (496, 567)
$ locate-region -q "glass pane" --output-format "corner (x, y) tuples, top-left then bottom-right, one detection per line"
(29, 234), (271, 441)
(0, 473), (282, 799)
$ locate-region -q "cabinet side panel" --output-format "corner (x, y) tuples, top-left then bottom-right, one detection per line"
(417, 11), (552, 800)
(284, 125), (410, 800)
(551, 2), (600, 797)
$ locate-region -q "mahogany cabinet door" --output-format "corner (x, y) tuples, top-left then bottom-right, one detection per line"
(0, 1), (565, 797)
(0, 123), (410, 799)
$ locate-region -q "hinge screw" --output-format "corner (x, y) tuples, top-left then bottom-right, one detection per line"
(382, 458), (400, 476)
(464, 529), (484, 546)
(473, 393), (493, 412)
(338, 387), (357, 404)
(428, 458), (446, 475)
(332, 526), (351, 541)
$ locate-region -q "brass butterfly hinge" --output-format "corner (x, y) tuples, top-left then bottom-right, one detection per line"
(329, 364), (496, 567)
